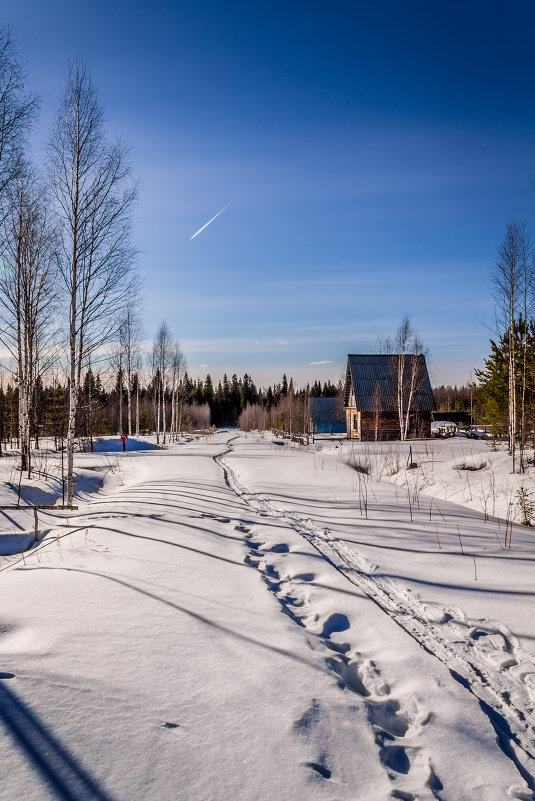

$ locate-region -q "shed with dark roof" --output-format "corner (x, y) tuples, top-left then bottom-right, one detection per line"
(344, 354), (433, 440)
(308, 397), (346, 434)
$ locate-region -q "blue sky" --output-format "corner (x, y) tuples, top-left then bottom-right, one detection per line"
(4, 1), (535, 387)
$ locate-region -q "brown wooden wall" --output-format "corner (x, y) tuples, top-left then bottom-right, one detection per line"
(354, 411), (432, 441)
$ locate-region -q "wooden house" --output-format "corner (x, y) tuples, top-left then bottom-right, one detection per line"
(344, 354), (433, 440)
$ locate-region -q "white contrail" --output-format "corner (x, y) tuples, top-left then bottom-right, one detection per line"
(189, 206), (228, 240)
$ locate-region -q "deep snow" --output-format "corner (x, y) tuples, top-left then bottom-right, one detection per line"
(0, 432), (534, 800)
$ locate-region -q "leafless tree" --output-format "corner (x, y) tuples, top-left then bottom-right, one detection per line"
(493, 221), (532, 472)
(238, 403), (266, 431)
(0, 160), (58, 476)
(118, 307), (143, 436)
(152, 322), (172, 444)
(372, 382), (381, 442)
(169, 340), (185, 441)
(48, 61), (138, 503)
(0, 27), (38, 216)
(388, 315), (427, 441)
(187, 403), (211, 431)
(109, 339), (125, 435)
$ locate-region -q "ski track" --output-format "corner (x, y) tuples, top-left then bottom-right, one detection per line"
(216, 436), (535, 796)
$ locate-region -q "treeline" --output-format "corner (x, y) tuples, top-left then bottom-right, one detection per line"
(198, 373), (339, 428)
(0, 369), (340, 451)
(432, 385), (472, 414)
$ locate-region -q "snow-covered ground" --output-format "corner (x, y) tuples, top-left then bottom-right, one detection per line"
(1, 432), (535, 800)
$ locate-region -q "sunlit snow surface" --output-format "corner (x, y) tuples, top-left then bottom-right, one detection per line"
(0, 432), (534, 800)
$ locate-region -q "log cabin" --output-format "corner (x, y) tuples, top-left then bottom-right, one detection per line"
(344, 354), (433, 440)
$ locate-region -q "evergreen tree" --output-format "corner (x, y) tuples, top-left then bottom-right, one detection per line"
(203, 374), (214, 407)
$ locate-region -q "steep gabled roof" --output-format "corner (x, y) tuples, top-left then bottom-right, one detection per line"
(344, 354), (433, 412)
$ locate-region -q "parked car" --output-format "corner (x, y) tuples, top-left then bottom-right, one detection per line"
(463, 426), (489, 439)
(431, 421), (457, 438)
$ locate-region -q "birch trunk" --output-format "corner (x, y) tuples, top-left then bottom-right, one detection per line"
(135, 379), (139, 437)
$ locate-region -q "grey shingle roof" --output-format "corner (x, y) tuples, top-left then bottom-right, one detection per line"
(344, 354), (433, 412)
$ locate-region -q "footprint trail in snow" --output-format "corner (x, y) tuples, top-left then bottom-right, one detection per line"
(216, 436), (535, 796)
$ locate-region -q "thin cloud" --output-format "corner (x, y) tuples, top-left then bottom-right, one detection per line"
(310, 360), (335, 365)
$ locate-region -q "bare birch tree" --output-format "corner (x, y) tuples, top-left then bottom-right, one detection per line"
(372, 382), (381, 442)
(109, 339), (124, 435)
(48, 61), (137, 503)
(0, 27), (38, 216)
(118, 307), (143, 436)
(493, 221), (531, 472)
(389, 315), (426, 441)
(169, 340), (185, 441)
(152, 322), (172, 444)
(0, 160), (58, 476)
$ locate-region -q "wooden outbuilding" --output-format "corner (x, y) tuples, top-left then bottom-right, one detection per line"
(308, 397), (345, 434)
(344, 354), (433, 440)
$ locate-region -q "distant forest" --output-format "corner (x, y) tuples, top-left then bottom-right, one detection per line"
(0, 368), (474, 453)
(0, 370), (340, 451)
(432, 385), (473, 415)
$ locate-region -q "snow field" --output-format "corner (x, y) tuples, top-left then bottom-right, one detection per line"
(224, 433), (535, 799)
(0, 432), (534, 799)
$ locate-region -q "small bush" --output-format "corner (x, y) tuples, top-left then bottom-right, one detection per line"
(454, 460), (487, 471)
(346, 457), (370, 475)
(517, 485), (535, 526)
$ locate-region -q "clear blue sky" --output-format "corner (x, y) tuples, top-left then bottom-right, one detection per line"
(5, 0), (535, 387)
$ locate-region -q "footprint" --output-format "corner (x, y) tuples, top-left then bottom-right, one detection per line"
(378, 743), (410, 776)
(325, 656), (370, 697)
(294, 699), (321, 734)
(295, 573), (315, 583)
(324, 640), (350, 655)
(427, 766), (445, 799)
(288, 597), (305, 608)
(265, 564), (279, 580)
(368, 700), (408, 737)
(320, 613), (350, 639)
(304, 760), (331, 780)
(361, 660), (390, 697)
(234, 524), (251, 534)
(510, 662), (535, 686)
(470, 627), (514, 653)
(269, 543), (289, 553)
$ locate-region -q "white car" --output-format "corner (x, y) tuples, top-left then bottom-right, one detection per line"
(431, 420), (457, 438)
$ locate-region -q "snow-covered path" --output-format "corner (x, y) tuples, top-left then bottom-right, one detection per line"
(0, 433), (533, 800)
